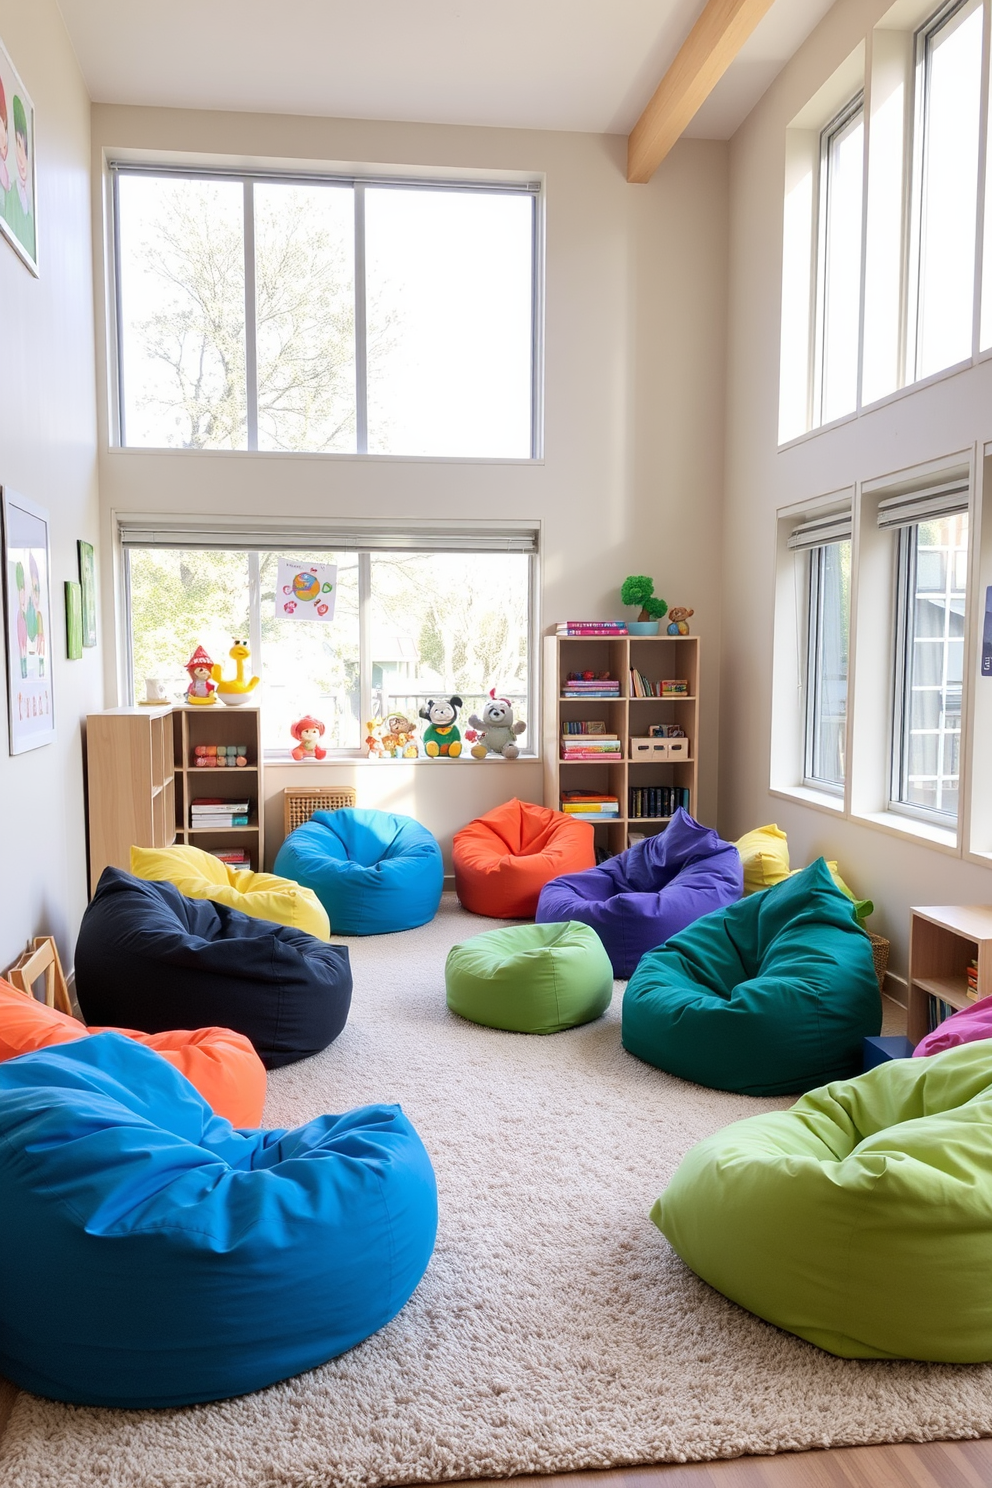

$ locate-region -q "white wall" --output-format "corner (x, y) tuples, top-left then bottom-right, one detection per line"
(0, 0), (99, 968)
(90, 106), (730, 863)
(722, 0), (992, 983)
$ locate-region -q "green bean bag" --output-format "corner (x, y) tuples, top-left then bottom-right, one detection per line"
(654, 1041), (992, 1361)
(445, 921), (613, 1034)
(622, 858), (880, 1095)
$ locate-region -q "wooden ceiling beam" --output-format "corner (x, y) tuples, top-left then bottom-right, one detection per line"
(627, 0), (779, 183)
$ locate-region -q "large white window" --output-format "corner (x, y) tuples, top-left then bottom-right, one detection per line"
(805, 540), (851, 788)
(889, 505), (969, 821)
(113, 167), (540, 459)
(814, 98), (865, 426)
(123, 526), (536, 756)
(909, 0), (984, 381)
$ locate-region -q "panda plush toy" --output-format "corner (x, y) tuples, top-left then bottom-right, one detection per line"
(419, 696), (463, 757)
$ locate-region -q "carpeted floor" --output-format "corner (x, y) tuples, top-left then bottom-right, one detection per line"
(3, 895), (992, 1488)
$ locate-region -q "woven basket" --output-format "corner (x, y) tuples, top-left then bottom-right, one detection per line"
(869, 932), (890, 992)
(282, 786), (357, 838)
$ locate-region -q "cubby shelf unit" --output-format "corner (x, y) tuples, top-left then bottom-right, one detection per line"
(907, 905), (992, 1045)
(542, 634), (700, 854)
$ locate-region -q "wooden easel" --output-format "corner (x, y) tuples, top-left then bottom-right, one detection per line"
(7, 937), (74, 1016)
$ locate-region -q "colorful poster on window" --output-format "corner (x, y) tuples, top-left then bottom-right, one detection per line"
(0, 33), (37, 276)
(275, 560), (337, 622)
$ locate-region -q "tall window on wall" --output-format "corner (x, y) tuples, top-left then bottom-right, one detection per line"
(814, 96), (865, 426)
(909, 0), (984, 381)
(789, 510), (852, 790)
(882, 483), (970, 821)
(112, 166), (540, 458)
(120, 520), (537, 757)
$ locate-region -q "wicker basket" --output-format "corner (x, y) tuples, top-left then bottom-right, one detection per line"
(869, 932), (890, 992)
(283, 786), (357, 838)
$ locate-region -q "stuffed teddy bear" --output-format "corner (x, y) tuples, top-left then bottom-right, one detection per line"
(419, 697), (463, 757)
(467, 691), (526, 759)
(384, 713), (419, 759)
(666, 606), (694, 636)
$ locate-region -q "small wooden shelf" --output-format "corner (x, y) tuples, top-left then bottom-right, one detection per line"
(907, 906), (992, 1044)
(911, 976), (971, 1011)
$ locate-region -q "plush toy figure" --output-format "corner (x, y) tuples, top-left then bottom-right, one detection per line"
(184, 645), (217, 706)
(419, 697), (463, 758)
(383, 713), (419, 759)
(365, 717), (388, 759)
(467, 691), (526, 760)
(666, 606), (694, 636)
(290, 715), (326, 760)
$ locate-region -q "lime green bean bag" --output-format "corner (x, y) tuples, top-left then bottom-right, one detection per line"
(445, 921), (613, 1034)
(622, 858), (880, 1095)
(654, 1041), (992, 1361)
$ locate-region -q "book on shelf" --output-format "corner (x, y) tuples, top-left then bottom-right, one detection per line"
(927, 994), (959, 1033)
(561, 721), (613, 735)
(556, 621), (628, 636)
(191, 797), (250, 811)
(627, 785), (689, 819)
(567, 813), (620, 822)
(211, 849), (251, 867)
(967, 958), (979, 1001)
(563, 680), (620, 690)
(192, 816), (249, 828)
(561, 801), (619, 813)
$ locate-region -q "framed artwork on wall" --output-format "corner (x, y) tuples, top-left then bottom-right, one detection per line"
(65, 580), (82, 660)
(78, 539), (96, 646)
(2, 488), (54, 753)
(0, 34), (37, 276)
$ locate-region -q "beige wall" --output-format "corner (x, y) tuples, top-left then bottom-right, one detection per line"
(0, 1), (99, 968)
(90, 106), (729, 863)
(722, 0), (992, 984)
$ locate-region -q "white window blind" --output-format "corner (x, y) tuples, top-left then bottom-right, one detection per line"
(788, 508), (853, 550)
(876, 479), (969, 529)
(117, 516), (539, 554)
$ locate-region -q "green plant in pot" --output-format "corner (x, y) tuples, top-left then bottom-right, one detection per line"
(621, 576), (668, 635)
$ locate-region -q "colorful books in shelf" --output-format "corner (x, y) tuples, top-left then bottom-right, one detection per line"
(927, 994), (959, 1032)
(563, 675), (620, 699)
(211, 848), (251, 868)
(191, 797), (250, 829)
(967, 958), (980, 1001)
(556, 621), (628, 637)
(562, 719), (609, 734)
(561, 733), (622, 761)
(629, 670), (691, 699)
(629, 786), (689, 819)
(561, 791), (619, 822)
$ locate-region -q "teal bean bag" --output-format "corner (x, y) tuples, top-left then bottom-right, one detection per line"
(446, 921), (613, 1034)
(622, 858), (881, 1095)
(654, 1041), (992, 1361)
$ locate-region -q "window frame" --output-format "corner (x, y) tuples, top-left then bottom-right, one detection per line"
(109, 162), (545, 460)
(811, 92), (866, 428)
(121, 540), (540, 762)
(889, 518), (967, 825)
(803, 539), (850, 794)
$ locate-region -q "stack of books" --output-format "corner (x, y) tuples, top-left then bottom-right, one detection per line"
(967, 958), (980, 1001)
(628, 785), (689, 819)
(560, 791), (619, 822)
(211, 847), (251, 869)
(191, 797), (250, 829)
(563, 675), (621, 700)
(561, 733), (622, 762)
(927, 994), (959, 1033)
(556, 620), (628, 637)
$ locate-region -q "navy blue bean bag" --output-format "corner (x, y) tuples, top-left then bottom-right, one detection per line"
(535, 809), (743, 979)
(75, 868), (352, 1069)
(0, 1034), (437, 1407)
(274, 807), (443, 935)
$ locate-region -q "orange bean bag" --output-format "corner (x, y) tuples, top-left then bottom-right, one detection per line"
(453, 798), (596, 919)
(0, 978), (265, 1128)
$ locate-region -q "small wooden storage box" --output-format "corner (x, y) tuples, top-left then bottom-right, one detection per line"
(666, 738), (689, 760)
(630, 738), (669, 760)
(283, 786), (357, 837)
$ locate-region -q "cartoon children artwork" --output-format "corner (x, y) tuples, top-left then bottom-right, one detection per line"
(0, 75), (8, 214)
(14, 561), (26, 677)
(26, 553), (44, 676)
(6, 94), (33, 261)
(5, 492), (55, 754)
(0, 39), (36, 273)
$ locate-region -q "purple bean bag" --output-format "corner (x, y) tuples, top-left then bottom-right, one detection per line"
(914, 996), (992, 1057)
(535, 809), (743, 979)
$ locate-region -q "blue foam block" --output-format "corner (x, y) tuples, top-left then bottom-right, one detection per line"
(863, 1034), (915, 1071)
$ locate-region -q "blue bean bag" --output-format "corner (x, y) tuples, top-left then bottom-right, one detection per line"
(75, 868), (352, 1069)
(0, 1033), (437, 1408)
(274, 808), (443, 935)
(536, 809), (742, 979)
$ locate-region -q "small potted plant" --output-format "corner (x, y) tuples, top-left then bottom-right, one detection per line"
(621, 576), (668, 635)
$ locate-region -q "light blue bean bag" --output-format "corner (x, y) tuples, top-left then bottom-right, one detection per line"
(0, 1033), (437, 1408)
(275, 807), (444, 935)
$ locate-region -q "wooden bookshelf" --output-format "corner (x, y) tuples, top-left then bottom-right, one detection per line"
(86, 705), (264, 891)
(542, 634), (700, 854)
(907, 905), (992, 1044)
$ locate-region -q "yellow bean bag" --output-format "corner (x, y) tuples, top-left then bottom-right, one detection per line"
(130, 845), (330, 940)
(734, 824), (790, 894)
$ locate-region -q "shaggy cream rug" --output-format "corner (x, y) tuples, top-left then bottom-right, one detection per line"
(3, 896), (992, 1488)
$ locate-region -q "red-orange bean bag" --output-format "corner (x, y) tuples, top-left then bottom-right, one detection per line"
(0, 978), (265, 1127)
(453, 798), (596, 919)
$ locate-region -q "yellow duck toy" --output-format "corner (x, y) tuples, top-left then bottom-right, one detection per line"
(212, 639), (260, 708)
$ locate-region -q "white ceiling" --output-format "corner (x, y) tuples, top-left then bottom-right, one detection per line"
(56, 0), (836, 143)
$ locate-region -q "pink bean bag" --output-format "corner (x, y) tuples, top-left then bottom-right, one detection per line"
(914, 996), (992, 1058)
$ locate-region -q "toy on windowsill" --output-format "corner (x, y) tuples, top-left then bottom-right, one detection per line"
(620, 576), (668, 635)
(365, 717), (388, 759)
(290, 715), (326, 761)
(666, 606), (694, 636)
(419, 696), (463, 757)
(184, 645), (218, 706)
(466, 690), (526, 760)
(383, 713), (419, 759)
(212, 639), (260, 707)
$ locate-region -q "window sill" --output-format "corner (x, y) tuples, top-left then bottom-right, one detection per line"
(264, 752), (542, 767)
(849, 809), (959, 854)
(769, 784), (846, 815)
(106, 445), (543, 468)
